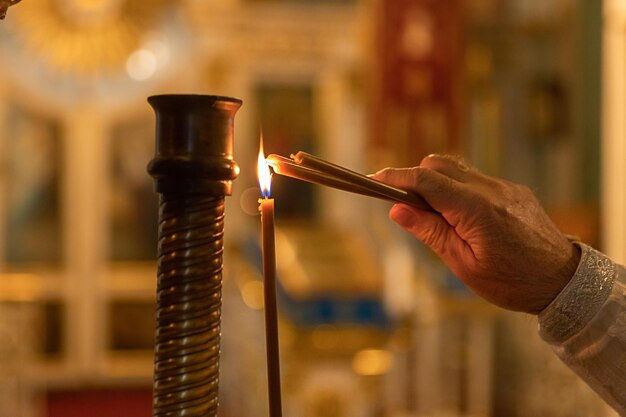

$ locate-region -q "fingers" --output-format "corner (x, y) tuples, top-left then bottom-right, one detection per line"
(419, 154), (480, 183)
(373, 154), (480, 184)
(373, 165), (469, 215)
(389, 204), (452, 244)
(372, 167), (423, 190)
(389, 203), (476, 269)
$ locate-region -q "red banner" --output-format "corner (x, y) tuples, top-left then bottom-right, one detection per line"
(371, 0), (463, 165)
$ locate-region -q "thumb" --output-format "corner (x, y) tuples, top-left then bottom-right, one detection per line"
(390, 204), (475, 272)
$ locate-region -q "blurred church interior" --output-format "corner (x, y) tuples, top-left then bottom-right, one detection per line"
(0, 0), (624, 416)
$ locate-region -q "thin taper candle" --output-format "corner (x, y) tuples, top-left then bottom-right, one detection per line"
(266, 152), (434, 212)
(266, 154), (384, 199)
(259, 197), (282, 417)
(258, 139), (283, 417)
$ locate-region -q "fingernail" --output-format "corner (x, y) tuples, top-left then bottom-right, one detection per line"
(457, 160), (470, 172)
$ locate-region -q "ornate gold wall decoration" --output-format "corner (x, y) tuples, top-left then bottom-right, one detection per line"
(6, 0), (175, 75)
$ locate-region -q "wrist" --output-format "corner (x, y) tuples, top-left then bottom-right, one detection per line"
(526, 240), (581, 315)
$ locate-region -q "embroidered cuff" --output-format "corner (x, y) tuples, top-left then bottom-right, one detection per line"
(538, 243), (616, 344)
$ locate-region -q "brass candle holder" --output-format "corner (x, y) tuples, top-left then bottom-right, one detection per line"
(147, 94), (242, 417)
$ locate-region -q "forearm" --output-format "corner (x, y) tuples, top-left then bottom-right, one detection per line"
(539, 243), (626, 415)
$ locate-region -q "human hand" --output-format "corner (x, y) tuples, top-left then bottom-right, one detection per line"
(373, 154), (581, 314)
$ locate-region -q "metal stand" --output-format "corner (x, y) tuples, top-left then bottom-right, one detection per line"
(147, 94), (242, 417)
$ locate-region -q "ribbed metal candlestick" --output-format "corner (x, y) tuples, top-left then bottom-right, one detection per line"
(147, 94), (242, 417)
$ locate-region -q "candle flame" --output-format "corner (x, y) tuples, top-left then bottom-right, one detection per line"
(257, 135), (272, 198)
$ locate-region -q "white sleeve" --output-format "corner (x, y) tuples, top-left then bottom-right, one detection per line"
(538, 243), (626, 415)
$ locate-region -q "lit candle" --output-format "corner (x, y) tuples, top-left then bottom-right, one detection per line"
(257, 140), (283, 417)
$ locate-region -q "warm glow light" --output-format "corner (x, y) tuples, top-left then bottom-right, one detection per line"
(241, 280), (264, 310)
(126, 49), (157, 81)
(352, 349), (394, 376)
(257, 135), (272, 197)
